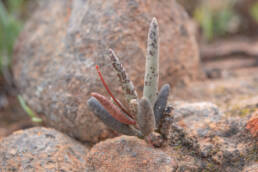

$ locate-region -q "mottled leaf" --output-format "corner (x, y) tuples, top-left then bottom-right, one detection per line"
(143, 17), (159, 105)
(108, 49), (138, 105)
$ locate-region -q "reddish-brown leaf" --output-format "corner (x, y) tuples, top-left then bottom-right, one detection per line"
(95, 65), (133, 118)
(91, 92), (136, 125)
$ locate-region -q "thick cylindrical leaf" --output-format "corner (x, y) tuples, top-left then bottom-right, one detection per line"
(91, 92), (135, 125)
(143, 18), (159, 106)
(137, 97), (156, 136)
(88, 97), (141, 137)
(154, 84), (170, 126)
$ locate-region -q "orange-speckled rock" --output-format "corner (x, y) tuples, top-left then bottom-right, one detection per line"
(12, 0), (203, 142)
(0, 127), (89, 172)
(246, 109), (258, 138)
(85, 136), (177, 172)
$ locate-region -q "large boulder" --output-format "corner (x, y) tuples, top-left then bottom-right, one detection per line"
(12, 0), (203, 142)
(0, 127), (89, 172)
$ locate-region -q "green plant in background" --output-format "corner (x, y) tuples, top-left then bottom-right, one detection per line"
(18, 95), (42, 123)
(194, 0), (239, 41)
(0, 0), (24, 75)
(87, 18), (171, 147)
(250, 2), (258, 23)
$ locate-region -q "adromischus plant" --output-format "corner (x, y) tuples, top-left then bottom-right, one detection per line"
(87, 18), (171, 146)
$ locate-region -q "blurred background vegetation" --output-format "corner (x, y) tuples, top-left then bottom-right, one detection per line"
(0, 0), (37, 122)
(1, 0), (258, 79)
(179, 0), (258, 40)
(0, 0), (24, 76)
(194, 0), (239, 41)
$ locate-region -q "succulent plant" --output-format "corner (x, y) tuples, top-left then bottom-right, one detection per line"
(87, 18), (171, 146)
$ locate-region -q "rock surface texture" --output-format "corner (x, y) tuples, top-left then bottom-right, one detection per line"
(161, 102), (257, 171)
(85, 136), (177, 172)
(12, 0), (202, 142)
(0, 104), (256, 171)
(0, 127), (89, 172)
(84, 102), (257, 172)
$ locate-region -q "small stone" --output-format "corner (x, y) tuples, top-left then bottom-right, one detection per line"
(0, 127), (89, 171)
(145, 132), (164, 147)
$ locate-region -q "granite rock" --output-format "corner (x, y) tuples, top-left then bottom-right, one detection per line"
(0, 127), (89, 172)
(85, 136), (177, 172)
(161, 102), (257, 171)
(12, 0), (203, 142)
